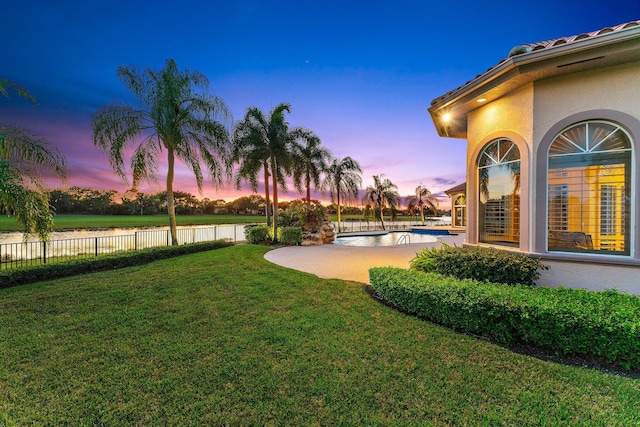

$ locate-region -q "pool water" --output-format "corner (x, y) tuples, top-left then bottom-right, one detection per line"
(333, 231), (439, 247)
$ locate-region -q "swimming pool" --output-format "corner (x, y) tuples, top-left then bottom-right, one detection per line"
(333, 231), (440, 247)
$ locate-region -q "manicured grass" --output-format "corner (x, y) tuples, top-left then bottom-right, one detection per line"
(1, 245), (638, 425)
(0, 214), (265, 232)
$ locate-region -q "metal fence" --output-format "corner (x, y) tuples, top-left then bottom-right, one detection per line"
(336, 218), (451, 233)
(0, 224), (250, 271)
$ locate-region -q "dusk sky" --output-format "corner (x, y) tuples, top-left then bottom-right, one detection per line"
(2, 1), (638, 209)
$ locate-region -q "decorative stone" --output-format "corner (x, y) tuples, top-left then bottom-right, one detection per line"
(300, 219), (335, 245)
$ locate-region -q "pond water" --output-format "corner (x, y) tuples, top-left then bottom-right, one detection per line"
(333, 231), (439, 247)
(0, 224), (246, 245)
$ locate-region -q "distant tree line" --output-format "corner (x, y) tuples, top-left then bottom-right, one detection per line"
(47, 186), (450, 218)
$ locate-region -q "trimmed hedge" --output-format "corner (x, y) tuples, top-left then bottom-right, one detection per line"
(0, 240), (233, 289)
(246, 225), (271, 244)
(279, 227), (301, 246)
(369, 267), (640, 370)
(410, 246), (547, 286)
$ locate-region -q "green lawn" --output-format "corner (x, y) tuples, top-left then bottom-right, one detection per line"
(1, 245), (638, 425)
(0, 214), (265, 232)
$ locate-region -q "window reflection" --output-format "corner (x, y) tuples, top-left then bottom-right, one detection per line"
(478, 139), (520, 246)
(548, 121), (631, 255)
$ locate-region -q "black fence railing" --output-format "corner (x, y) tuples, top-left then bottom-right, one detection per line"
(336, 218), (451, 233)
(0, 225), (250, 271)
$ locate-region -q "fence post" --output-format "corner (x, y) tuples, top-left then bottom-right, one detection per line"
(135, 232), (138, 251)
(42, 241), (47, 264)
(95, 237), (99, 257)
(167, 230), (170, 246)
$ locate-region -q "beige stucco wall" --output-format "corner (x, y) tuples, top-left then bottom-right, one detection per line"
(465, 84), (534, 250)
(538, 260), (640, 295)
(533, 61), (640, 137)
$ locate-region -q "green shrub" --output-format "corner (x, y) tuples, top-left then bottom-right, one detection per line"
(0, 240), (233, 289)
(279, 227), (301, 246)
(246, 225), (271, 244)
(410, 245), (546, 286)
(369, 267), (640, 370)
(408, 246), (439, 272)
(278, 199), (327, 229)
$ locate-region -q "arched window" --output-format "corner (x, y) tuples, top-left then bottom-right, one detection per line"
(453, 195), (466, 227)
(547, 120), (632, 255)
(478, 139), (520, 246)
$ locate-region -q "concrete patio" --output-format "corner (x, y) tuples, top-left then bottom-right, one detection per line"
(264, 233), (465, 283)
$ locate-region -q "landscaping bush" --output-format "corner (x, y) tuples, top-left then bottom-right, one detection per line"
(279, 227), (301, 246)
(410, 245), (547, 286)
(369, 267), (640, 370)
(278, 199), (327, 229)
(246, 225), (271, 244)
(0, 240), (233, 289)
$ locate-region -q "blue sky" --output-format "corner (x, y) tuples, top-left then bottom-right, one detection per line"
(2, 0), (638, 208)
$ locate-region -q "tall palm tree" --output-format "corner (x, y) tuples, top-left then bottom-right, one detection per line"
(291, 131), (331, 205)
(232, 110), (273, 226)
(406, 183), (439, 225)
(92, 59), (231, 245)
(362, 174), (401, 231)
(0, 79), (66, 240)
(321, 156), (362, 232)
(232, 103), (298, 240)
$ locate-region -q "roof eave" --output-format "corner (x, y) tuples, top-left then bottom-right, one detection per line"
(428, 26), (640, 139)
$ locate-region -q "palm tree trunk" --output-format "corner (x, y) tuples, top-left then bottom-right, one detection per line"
(167, 148), (178, 245)
(306, 174), (311, 206)
(420, 207), (425, 226)
(336, 189), (341, 233)
(270, 155), (278, 242)
(263, 162), (271, 226)
(378, 202), (386, 231)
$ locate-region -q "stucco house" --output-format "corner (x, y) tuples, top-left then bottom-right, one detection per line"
(428, 21), (640, 294)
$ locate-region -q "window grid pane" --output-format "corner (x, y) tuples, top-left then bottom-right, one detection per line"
(548, 121), (631, 256)
(478, 139), (520, 247)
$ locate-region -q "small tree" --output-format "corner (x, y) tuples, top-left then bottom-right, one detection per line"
(406, 184), (439, 225)
(362, 174), (401, 230)
(321, 156), (362, 232)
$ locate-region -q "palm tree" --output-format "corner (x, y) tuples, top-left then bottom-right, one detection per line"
(321, 156), (362, 232)
(406, 183), (439, 225)
(0, 79), (66, 240)
(232, 109), (273, 226)
(291, 131), (331, 205)
(362, 174), (401, 231)
(232, 103), (299, 240)
(92, 59), (231, 245)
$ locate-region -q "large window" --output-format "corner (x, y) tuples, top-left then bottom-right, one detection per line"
(547, 121), (632, 255)
(478, 139), (520, 246)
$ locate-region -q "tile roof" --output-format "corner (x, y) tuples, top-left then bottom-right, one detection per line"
(431, 20), (640, 106)
(507, 20), (640, 57)
(444, 182), (466, 195)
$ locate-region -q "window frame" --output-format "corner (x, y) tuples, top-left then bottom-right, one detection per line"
(546, 120), (633, 256)
(477, 138), (521, 247)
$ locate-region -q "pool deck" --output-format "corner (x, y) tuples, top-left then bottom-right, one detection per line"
(264, 233), (466, 284)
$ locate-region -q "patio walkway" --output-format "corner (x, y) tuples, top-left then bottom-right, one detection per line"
(264, 233), (465, 284)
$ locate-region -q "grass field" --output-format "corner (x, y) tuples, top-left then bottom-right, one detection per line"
(1, 245), (638, 425)
(0, 214), (266, 232)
